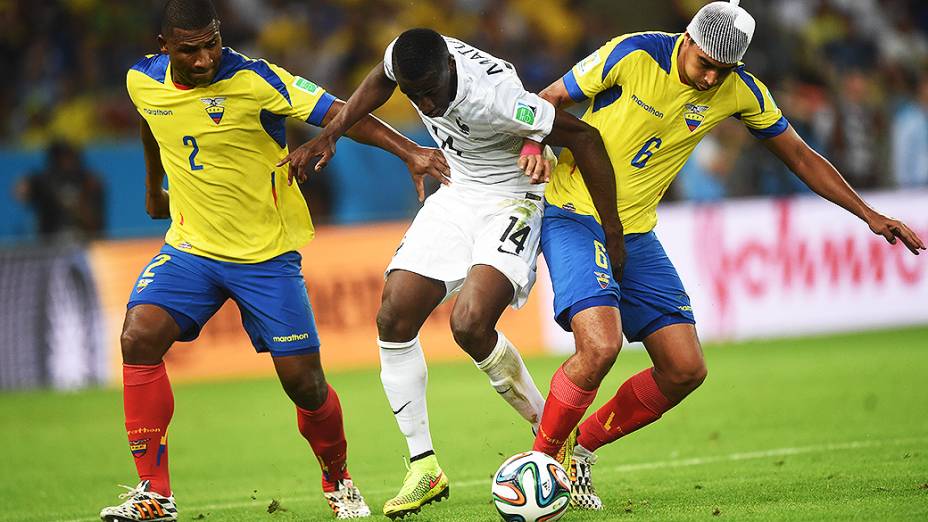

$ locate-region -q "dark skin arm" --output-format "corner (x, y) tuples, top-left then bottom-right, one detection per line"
(544, 109), (626, 279)
(764, 125), (925, 255)
(278, 64), (450, 202)
(140, 118), (170, 219)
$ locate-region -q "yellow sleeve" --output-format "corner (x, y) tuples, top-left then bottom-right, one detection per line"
(252, 62), (337, 127)
(562, 36), (626, 102)
(734, 68), (789, 139)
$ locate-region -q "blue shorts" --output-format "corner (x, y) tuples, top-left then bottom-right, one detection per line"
(127, 244), (320, 357)
(541, 203), (695, 342)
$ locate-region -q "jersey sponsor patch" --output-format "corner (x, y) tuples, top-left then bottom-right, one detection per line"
(577, 51), (602, 74)
(514, 102), (537, 125)
(292, 76), (319, 94)
(200, 97), (226, 124)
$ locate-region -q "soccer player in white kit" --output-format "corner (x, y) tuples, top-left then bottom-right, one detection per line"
(281, 28), (624, 519)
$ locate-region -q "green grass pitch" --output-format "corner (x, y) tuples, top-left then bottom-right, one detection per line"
(1, 327), (926, 521)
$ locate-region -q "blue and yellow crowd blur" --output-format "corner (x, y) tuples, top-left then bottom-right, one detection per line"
(1, 0), (928, 240)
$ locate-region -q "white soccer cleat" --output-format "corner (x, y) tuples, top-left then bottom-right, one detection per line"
(570, 445), (603, 510)
(99, 480), (177, 521)
(323, 478), (372, 519)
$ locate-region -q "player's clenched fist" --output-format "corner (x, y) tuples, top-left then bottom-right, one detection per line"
(277, 132), (338, 185)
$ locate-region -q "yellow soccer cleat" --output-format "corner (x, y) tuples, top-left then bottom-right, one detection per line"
(383, 455), (450, 519)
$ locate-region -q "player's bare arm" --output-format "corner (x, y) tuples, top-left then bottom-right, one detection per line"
(544, 110), (627, 277)
(279, 63), (450, 201)
(519, 79), (575, 182)
(764, 125), (926, 255)
(139, 118), (169, 219)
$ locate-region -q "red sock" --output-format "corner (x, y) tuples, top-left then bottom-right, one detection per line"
(532, 366), (598, 456)
(577, 368), (673, 452)
(296, 384), (349, 491)
(123, 363), (174, 497)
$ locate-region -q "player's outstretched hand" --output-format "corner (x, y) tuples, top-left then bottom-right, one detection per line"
(865, 210), (926, 255)
(277, 133), (338, 185)
(404, 145), (450, 202)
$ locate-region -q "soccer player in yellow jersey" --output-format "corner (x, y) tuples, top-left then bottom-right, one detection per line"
(100, 1), (449, 521)
(522, 0), (925, 509)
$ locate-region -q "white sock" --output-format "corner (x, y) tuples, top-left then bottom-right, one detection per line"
(475, 331), (546, 431)
(379, 337), (433, 458)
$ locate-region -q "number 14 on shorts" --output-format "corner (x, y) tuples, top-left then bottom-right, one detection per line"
(498, 216), (531, 255)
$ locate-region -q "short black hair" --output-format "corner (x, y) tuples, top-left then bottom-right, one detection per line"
(392, 28), (449, 82)
(161, 0), (219, 36)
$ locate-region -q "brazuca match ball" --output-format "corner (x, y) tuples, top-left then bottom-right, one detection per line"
(492, 451), (570, 522)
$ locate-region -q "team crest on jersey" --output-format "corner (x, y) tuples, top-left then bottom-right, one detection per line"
(683, 103), (710, 132)
(135, 278), (153, 293)
(200, 97), (227, 124)
(129, 438), (150, 458)
(594, 271), (611, 289)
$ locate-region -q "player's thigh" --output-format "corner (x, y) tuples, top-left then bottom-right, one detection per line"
(378, 269), (447, 340)
(125, 245), (227, 351)
(642, 322), (705, 379)
(471, 194), (544, 309)
(618, 232), (695, 343)
(540, 203), (620, 332)
(223, 251), (321, 357)
(570, 305), (623, 355)
(451, 264), (515, 332)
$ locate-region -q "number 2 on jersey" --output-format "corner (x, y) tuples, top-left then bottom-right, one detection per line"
(498, 216), (531, 255)
(631, 137), (662, 169)
(183, 136), (204, 171)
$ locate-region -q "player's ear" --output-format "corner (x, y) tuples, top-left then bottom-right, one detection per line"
(157, 34), (168, 54)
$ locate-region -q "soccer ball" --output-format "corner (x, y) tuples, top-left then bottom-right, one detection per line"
(492, 451), (570, 522)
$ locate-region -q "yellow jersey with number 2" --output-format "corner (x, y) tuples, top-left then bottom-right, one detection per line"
(546, 32), (788, 233)
(126, 47), (336, 263)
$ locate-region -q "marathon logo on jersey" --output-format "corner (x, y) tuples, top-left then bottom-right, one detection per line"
(293, 76), (320, 95)
(683, 103), (710, 132)
(200, 97), (226, 124)
(594, 271), (611, 289)
(129, 438), (150, 458)
(135, 278), (153, 293)
(514, 102), (536, 125)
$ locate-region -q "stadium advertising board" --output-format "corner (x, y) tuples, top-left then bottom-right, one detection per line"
(89, 223), (545, 382)
(542, 190), (928, 351)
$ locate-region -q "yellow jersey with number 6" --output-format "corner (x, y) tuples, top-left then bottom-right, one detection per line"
(126, 47), (336, 263)
(546, 32), (788, 233)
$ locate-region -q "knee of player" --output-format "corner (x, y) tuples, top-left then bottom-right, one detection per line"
(120, 325), (164, 363)
(449, 306), (494, 348)
(667, 361), (708, 392)
(593, 343), (621, 373)
(376, 305), (417, 342)
(282, 372), (328, 410)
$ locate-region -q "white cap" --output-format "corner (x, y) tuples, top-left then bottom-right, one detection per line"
(686, 0), (756, 64)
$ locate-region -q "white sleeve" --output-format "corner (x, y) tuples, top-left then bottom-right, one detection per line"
(486, 77), (556, 143)
(382, 38), (398, 82)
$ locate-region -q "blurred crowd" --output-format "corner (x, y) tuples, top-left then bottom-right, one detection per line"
(2, 0), (928, 216)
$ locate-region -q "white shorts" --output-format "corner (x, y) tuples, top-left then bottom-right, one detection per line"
(386, 185), (544, 309)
